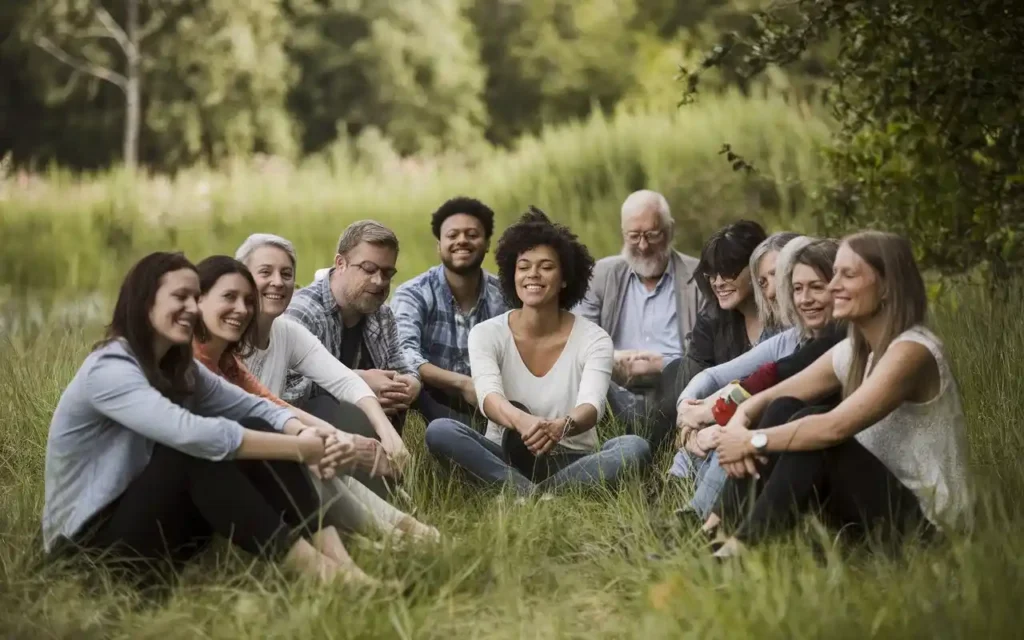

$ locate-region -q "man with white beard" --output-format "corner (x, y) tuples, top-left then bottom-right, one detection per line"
(575, 190), (703, 454)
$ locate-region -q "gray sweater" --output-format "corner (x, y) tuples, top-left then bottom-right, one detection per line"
(43, 340), (294, 552)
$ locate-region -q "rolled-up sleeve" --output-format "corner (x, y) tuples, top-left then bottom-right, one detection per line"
(85, 352), (246, 460)
(575, 328), (614, 418)
(390, 284), (430, 373)
(468, 322), (506, 413)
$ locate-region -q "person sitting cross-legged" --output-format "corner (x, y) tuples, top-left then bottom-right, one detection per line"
(424, 207), (652, 497)
(391, 197), (509, 432)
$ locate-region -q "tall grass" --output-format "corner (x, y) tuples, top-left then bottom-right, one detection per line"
(0, 93), (830, 296)
(1, 281), (1023, 637)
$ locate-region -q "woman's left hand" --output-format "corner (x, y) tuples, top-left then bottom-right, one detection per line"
(715, 423), (752, 464)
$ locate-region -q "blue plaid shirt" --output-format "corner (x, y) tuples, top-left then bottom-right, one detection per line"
(390, 265), (508, 376)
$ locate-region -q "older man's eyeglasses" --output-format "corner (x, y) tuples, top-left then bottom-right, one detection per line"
(351, 261), (398, 281)
(624, 229), (665, 245)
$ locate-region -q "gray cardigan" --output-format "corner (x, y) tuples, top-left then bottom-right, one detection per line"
(575, 251), (703, 353)
(43, 340), (294, 552)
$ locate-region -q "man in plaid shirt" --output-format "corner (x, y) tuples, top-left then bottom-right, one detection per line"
(284, 220), (421, 441)
(391, 197), (508, 430)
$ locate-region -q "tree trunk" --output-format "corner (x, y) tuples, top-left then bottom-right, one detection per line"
(123, 0), (140, 171)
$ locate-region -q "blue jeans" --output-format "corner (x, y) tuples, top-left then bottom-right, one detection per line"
(669, 449), (728, 519)
(424, 418), (652, 496)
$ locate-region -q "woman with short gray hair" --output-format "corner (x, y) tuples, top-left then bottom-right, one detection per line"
(233, 233), (438, 544)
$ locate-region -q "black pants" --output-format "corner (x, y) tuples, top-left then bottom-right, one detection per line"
(77, 418), (321, 577)
(607, 358), (682, 458)
(414, 384), (486, 433)
(720, 397), (933, 546)
(298, 395), (392, 500)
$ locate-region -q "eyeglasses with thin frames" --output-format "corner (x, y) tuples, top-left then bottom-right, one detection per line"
(624, 229), (665, 245)
(351, 260), (398, 281)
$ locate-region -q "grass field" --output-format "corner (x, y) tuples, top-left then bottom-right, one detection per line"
(3, 94), (1022, 638)
(2, 278), (1023, 638)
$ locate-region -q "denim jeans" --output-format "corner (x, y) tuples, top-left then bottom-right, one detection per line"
(424, 418), (652, 496)
(668, 448), (728, 519)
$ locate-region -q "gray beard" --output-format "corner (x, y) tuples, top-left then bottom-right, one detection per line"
(621, 246), (670, 279)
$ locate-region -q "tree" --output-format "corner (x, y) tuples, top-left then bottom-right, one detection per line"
(285, 0), (487, 156)
(25, 0), (162, 171)
(681, 0), (1024, 281)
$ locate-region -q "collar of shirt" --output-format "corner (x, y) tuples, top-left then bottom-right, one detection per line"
(434, 265), (488, 316)
(313, 267), (342, 316)
(628, 265), (674, 295)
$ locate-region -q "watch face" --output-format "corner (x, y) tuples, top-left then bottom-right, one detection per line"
(751, 433), (767, 449)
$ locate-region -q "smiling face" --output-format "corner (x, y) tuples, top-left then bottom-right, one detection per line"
(756, 250), (780, 305)
(514, 245), (563, 309)
(791, 262), (834, 332)
(198, 273), (256, 344)
(439, 213), (488, 275)
(709, 267), (754, 310)
(148, 268), (201, 347)
(245, 245), (295, 319)
(829, 243), (883, 322)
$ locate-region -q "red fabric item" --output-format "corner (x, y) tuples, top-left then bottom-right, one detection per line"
(740, 362), (779, 395)
(711, 397), (737, 426)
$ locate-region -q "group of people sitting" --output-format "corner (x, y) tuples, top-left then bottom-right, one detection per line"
(42, 190), (973, 586)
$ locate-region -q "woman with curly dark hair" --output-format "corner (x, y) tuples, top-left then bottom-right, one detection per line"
(424, 208), (652, 496)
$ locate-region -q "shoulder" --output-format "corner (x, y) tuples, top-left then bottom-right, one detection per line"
(470, 312), (510, 342)
(672, 250), (700, 270)
(392, 268), (437, 300)
(573, 315), (613, 350)
(886, 326), (947, 371)
(592, 255), (628, 280)
(831, 337), (854, 376)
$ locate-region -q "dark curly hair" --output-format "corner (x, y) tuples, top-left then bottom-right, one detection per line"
(494, 206), (595, 310)
(430, 196), (496, 239)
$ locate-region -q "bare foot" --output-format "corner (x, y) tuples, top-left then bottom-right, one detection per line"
(395, 515), (441, 544)
(283, 538), (337, 583)
(712, 537), (746, 559)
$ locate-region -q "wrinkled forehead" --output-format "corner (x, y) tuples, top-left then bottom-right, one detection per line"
(622, 207), (664, 232)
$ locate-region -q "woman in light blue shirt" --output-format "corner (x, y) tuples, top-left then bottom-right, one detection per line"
(44, 252), (368, 586)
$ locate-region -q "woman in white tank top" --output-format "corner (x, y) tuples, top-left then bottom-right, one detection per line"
(705, 230), (972, 557)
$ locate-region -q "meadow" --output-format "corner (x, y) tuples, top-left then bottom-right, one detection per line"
(3, 95), (1023, 638)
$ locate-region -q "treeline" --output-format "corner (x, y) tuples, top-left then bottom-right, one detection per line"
(0, 0), (829, 172)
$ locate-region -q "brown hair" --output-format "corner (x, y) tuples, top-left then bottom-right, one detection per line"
(336, 220), (400, 256)
(194, 256), (261, 361)
(96, 252), (198, 404)
(842, 231), (928, 398)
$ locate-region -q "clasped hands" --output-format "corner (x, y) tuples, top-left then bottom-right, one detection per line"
(363, 369), (420, 416)
(515, 413), (570, 456)
(297, 426), (410, 480)
(612, 350), (664, 386)
(675, 400), (766, 478)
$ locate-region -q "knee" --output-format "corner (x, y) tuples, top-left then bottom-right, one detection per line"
(424, 419), (467, 454)
(610, 435), (653, 465)
(759, 396), (806, 428)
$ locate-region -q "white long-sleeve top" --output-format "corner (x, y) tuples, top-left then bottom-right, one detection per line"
(244, 316), (374, 405)
(468, 312), (613, 453)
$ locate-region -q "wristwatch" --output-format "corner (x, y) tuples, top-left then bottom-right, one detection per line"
(750, 431), (768, 453)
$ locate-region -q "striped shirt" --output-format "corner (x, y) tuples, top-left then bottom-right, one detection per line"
(390, 265), (508, 375)
(283, 268), (416, 402)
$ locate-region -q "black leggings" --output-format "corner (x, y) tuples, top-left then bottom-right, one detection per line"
(78, 418), (322, 575)
(720, 397), (933, 547)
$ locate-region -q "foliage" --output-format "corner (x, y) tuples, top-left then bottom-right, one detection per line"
(0, 94), (830, 294)
(3, 277), (1024, 637)
(681, 0), (1024, 280)
(0, 0), (827, 170)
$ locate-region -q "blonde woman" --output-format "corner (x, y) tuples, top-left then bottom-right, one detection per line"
(710, 231), (972, 557)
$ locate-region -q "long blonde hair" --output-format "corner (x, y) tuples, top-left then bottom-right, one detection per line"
(842, 231), (928, 398)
